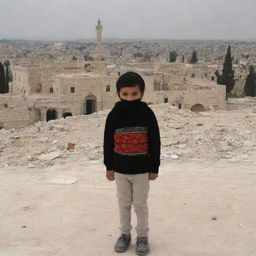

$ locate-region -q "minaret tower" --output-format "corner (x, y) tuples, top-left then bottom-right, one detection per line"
(94, 18), (103, 61)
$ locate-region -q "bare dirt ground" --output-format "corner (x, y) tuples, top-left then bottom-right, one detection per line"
(1, 98), (256, 255)
(1, 159), (256, 256)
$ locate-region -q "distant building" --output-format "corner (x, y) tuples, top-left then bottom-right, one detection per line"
(94, 19), (103, 61)
(0, 22), (227, 129)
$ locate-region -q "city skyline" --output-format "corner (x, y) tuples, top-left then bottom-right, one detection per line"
(0, 0), (256, 41)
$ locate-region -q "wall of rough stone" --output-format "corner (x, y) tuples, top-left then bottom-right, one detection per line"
(142, 84), (226, 111)
(12, 67), (29, 96)
(11, 62), (91, 97)
(0, 95), (34, 129)
(2, 62), (226, 128)
(33, 97), (82, 121)
(53, 75), (115, 112)
(184, 85), (226, 110)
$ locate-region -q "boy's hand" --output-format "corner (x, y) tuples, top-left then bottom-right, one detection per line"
(106, 170), (115, 181)
(149, 173), (158, 180)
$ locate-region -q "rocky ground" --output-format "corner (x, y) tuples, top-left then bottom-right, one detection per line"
(1, 98), (256, 167)
(0, 160), (256, 256)
(1, 97), (256, 256)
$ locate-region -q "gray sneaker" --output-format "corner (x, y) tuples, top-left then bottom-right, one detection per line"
(136, 237), (150, 255)
(114, 234), (131, 252)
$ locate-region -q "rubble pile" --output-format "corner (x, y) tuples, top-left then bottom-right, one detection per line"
(1, 102), (256, 167)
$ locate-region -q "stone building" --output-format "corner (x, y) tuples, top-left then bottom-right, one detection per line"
(0, 20), (226, 129)
(94, 19), (103, 61)
(0, 60), (226, 129)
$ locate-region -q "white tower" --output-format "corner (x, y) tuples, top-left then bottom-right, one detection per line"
(94, 19), (103, 61)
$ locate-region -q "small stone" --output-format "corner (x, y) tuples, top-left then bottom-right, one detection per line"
(240, 154), (249, 159)
(38, 137), (49, 143)
(170, 154), (179, 160)
(212, 215), (217, 220)
(28, 163), (37, 168)
(38, 151), (61, 161)
(57, 145), (66, 151)
(88, 154), (98, 161)
(179, 136), (188, 143)
(53, 125), (65, 131)
(67, 143), (75, 150)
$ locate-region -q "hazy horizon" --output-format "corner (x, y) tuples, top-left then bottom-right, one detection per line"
(0, 0), (256, 41)
(1, 38), (255, 43)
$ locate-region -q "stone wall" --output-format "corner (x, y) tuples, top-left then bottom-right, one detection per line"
(2, 61), (226, 128)
(53, 74), (118, 112)
(143, 83), (226, 111)
(0, 95), (33, 129)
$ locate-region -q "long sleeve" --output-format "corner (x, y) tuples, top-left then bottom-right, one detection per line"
(147, 109), (161, 173)
(103, 112), (115, 170)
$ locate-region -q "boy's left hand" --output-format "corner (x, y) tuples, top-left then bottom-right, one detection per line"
(149, 173), (158, 180)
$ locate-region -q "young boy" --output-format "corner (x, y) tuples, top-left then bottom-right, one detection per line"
(103, 72), (161, 255)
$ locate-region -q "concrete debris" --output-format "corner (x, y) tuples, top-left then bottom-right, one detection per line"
(212, 215), (217, 220)
(44, 177), (80, 185)
(53, 125), (65, 131)
(38, 137), (49, 143)
(28, 163), (38, 168)
(1, 102), (256, 167)
(170, 154), (179, 160)
(37, 151), (62, 161)
(67, 143), (75, 150)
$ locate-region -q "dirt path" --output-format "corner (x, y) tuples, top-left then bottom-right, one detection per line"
(0, 159), (256, 256)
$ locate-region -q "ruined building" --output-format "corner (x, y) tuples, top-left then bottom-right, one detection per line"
(0, 21), (226, 129)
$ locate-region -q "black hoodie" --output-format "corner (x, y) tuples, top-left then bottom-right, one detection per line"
(103, 99), (161, 174)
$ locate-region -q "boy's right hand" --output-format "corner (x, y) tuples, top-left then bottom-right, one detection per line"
(106, 170), (115, 181)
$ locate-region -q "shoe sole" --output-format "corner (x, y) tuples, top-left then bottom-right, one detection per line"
(115, 248), (128, 253)
(136, 249), (150, 256)
(114, 245), (130, 253)
(136, 253), (149, 256)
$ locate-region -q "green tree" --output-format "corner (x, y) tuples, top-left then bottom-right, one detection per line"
(144, 52), (151, 61)
(72, 56), (78, 61)
(134, 52), (143, 58)
(190, 50), (198, 64)
(0, 62), (5, 94)
(84, 52), (93, 61)
(244, 65), (256, 96)
(0, 60), (11, 94)
(215, 45), (235, 97)
(3, 60), (10, 93)
(169, 51), (178, 62)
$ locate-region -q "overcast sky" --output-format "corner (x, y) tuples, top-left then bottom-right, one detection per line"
(0, 0), (256, 41)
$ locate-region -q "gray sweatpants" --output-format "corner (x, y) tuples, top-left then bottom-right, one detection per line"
(115, 172), (150, 237)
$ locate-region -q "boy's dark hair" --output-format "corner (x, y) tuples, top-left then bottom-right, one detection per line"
(116, 72), (145, 94)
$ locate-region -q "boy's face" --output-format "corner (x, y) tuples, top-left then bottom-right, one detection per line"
(118, 86), (143, 101)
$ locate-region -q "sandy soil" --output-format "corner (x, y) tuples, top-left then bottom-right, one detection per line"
(1, 159), (256, 256)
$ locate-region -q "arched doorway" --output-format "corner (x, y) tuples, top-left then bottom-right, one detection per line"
(84, 94), (96, 115)
(191, 104), (205, 112)
(63, 112), (72, 118)
(46, 109), (57, 121)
